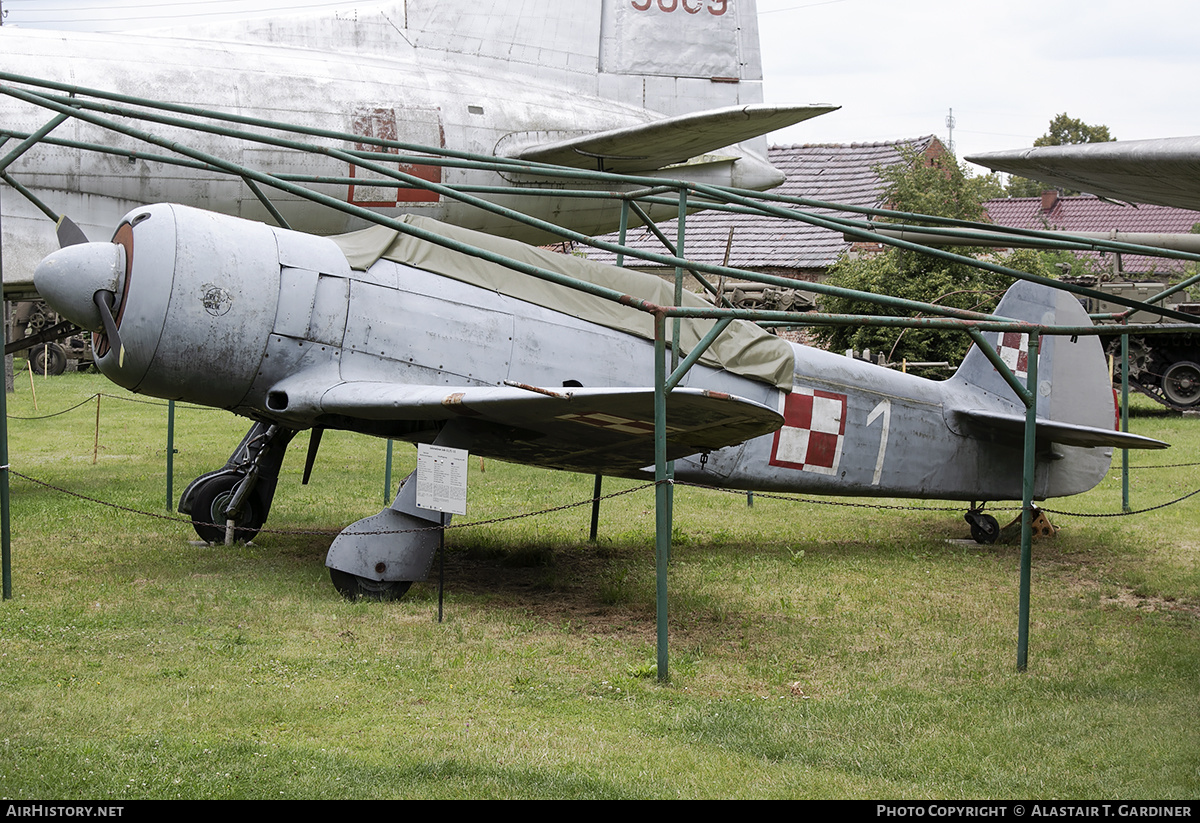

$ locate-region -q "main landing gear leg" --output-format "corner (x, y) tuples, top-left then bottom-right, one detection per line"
(324, 469), (444, 600)
(179, 422), (297, 544)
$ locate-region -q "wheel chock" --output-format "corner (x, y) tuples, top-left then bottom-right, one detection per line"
(998, 508), (1058, 543)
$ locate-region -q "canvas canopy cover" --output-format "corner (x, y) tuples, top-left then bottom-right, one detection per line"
(330, 215), (795, 391)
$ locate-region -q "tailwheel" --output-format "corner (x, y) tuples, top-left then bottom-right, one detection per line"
(330, 569), (412, 601)
(190, 474), (265, 544)
(964, 510), (999, 544)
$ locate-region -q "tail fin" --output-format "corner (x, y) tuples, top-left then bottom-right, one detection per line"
(952, 280), (1116, 430)
(948, 281), (1165, 495)
(181, 1), (767, 117)
(598, 0), (766, 115)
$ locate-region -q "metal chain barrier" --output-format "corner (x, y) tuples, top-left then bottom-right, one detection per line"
(8, 468), (659, 536)
(5, 392), (216, 420)
(1041, 486), (1200, 518)
(6, 394), (100, 420)
(676, 479), (1200, 519)
(12, 463), (1198, 543)
(674, 479), (965, 512)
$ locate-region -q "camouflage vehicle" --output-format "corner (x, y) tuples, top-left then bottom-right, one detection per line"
(1067, 277), (1200, 411)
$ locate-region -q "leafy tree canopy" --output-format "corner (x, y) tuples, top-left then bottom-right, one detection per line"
(812, 147), (1085, 368)
(1034, 113), (1115, 147)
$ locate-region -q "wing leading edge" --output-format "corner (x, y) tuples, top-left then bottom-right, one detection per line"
(504, 104), (839, 173)
(265, 379), (784, 474)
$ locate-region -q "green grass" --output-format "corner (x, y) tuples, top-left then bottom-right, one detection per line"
(0, 373), (1197, 798)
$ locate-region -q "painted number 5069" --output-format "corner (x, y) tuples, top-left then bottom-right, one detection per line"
(631, 0), (729, 15)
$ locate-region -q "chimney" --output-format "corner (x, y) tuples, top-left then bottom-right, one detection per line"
(1041, 190), (1059, 213)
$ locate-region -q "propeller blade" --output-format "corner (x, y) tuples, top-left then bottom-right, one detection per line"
(55, 216), (90, 248)
(93, 290), (125, 368)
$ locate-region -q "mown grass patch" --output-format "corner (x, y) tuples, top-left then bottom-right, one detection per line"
(0, 375), (1196, 798)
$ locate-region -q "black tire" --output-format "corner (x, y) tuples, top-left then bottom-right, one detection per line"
(190, 475), (264, 544)
(31, 344), (67, 376)
(968, 513), (1000, 544)
(329, 568), (412, 602)
(1161, 361), (1200, 408)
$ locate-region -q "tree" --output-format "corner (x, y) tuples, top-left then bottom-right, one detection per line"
(812, 148), (1076, 368)
(1034, 113), (1114, 147)
(1006, 113), (1115, 197)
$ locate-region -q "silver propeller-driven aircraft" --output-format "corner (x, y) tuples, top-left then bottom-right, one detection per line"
(32, 202), (1166, 598)
(0, 0), (835, 293)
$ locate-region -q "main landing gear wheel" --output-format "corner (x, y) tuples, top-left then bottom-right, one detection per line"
(1161, 361), (1200, 408)
(31, 343), (67, 376)
(965, 511), (1000, 544)
(190, 475), (265, 544)
(329, 569), (412, 601)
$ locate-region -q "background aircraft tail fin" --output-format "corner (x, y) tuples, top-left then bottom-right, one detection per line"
(179, 1), (768, 119)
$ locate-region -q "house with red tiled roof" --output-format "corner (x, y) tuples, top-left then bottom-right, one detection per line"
(984, 192), (1200, 277)
(585, 136), (945, 280)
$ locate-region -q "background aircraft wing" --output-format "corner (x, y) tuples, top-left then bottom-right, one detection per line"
(967, 137), (1200, 210)
(506, 104), (838, 173)
(276, 381), (784, 474)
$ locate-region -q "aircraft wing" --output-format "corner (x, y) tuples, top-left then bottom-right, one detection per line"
(506, 104), (838, 173)
(966, 137), (1200, 211)
(948, 409), (1168, 450)
(275, 380), (785, 474)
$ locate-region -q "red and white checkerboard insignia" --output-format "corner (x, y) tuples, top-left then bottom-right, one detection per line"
(769, 387), (847, 475)
(997, 332), (1029, 379)
(558, 412), (675, 435)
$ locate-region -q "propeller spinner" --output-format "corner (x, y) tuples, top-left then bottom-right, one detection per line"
(34, 235), (126, 365)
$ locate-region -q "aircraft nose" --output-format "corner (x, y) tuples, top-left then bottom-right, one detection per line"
(33, 242), (125, 332)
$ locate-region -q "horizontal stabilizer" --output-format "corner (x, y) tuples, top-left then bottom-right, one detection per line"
(269, 379), (784, 474)
(506, 104), (838, 173)
(948, 408), (1167, 450)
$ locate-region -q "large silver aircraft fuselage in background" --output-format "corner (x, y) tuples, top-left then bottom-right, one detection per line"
(0, 0), (834, 290)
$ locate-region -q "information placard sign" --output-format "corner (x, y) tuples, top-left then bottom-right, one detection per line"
(415, 443), (469, 515)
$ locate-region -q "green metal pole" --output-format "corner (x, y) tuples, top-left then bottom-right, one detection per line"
(1, 188), (9, 600)
(664, 193), (687, 557)
(671, 190), (687, 371)
(1121, 332), (1130, 512)
(1017, 333), (1040, 672)
(654, 312), (670, 683)
(384, 439), (394, 505)
(664, 318), (734, 391)
(615, 201), (629, 269)
(166, 400), (175, 510)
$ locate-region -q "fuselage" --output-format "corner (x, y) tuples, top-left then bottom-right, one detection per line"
(36, 203), (1113, 505)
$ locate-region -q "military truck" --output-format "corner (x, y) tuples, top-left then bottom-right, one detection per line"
(1067, 277), (1200, 411)
(9, 300), (94, 375)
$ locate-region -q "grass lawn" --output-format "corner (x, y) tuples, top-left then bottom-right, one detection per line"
(0, 371), (1197, 799)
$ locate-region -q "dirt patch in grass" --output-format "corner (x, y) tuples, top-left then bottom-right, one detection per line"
(1102, 588), (1200, 618)
(415, 542), (741, 643)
